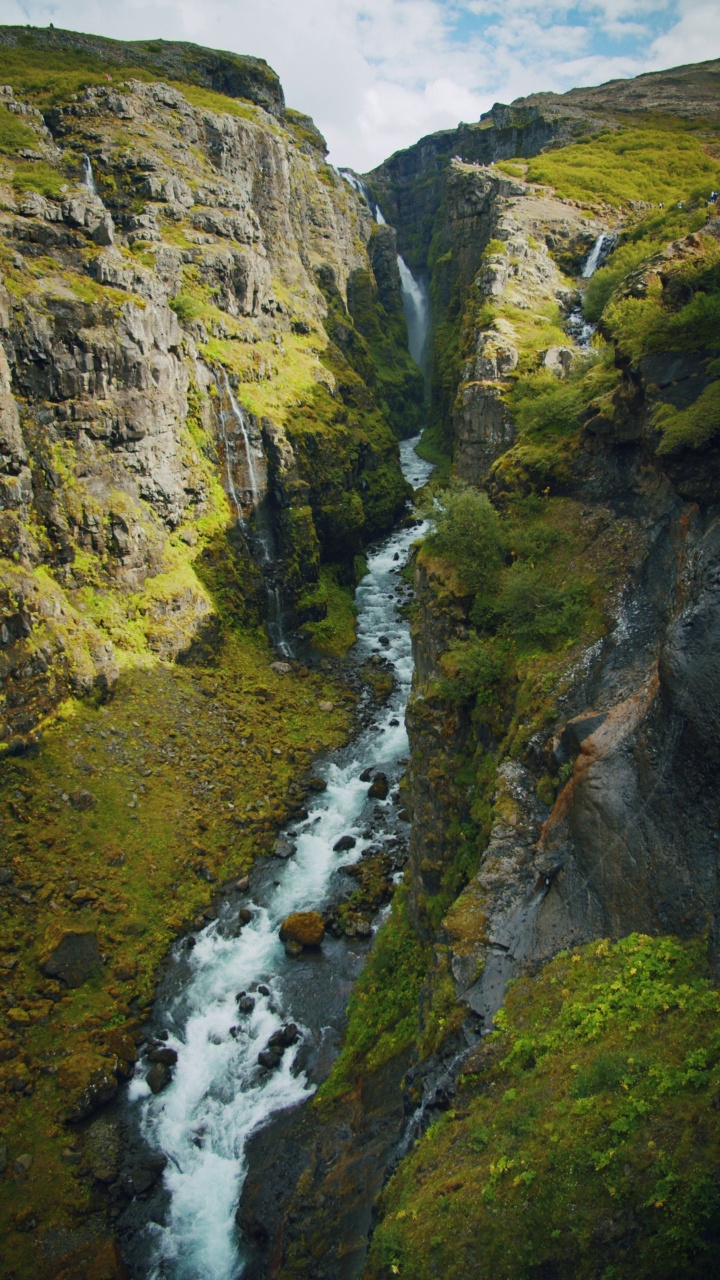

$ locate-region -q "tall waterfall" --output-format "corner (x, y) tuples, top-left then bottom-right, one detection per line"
(340, 168), (430, 372)
(397, 256), (429, 370)
(82, 154), (96, 195)
(221, 372), (263, 510)
(216, 373), (291, 655)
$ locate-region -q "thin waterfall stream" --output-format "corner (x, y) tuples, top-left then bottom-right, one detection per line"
(120, 439), (434, 1279)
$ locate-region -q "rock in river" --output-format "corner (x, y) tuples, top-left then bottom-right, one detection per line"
(279, 911), (325, 949)
(368, 772), (389, 800)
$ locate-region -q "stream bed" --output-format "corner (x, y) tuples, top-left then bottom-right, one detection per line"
(119, 438), (434, 1279)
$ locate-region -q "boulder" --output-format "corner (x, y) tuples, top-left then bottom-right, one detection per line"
(306, 775), (327, 793)
(270, 661), (292, 675)
(279, 911), (325, 948)
(542, 345), (574, 377)
(56, 1051), (119, 1122)
(333, 835), (357, 852)
(146, 1062), (170, 1094)
(69, 788), (98, 811)
(39, 929), (102, 988)
(84, 1117), (120, 1184)
(258, 1046), (283, 1070)
(147, 1046), (178, 1066)
(273, 835), (296, 859)
(368, 772), (389, 800)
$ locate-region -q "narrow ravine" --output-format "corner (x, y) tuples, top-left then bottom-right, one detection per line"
(119, 438), (434, 1280)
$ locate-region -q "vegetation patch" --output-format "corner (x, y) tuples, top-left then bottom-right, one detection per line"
(365, 934), (720, 1280)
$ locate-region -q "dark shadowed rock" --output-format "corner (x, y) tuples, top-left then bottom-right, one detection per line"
(333, 835), (357, 852)
(368, 772), (389, 800)
(39, 929), (102, 988)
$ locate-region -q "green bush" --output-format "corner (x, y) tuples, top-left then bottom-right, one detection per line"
(654, 379), (720, 454)
(478, 561), (588, 649)
(169, 292), (205, 323)
(438, 634), (509, 704)
(425, 484), (504, 593)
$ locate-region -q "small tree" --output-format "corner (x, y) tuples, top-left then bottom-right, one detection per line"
(425, 483), (504, 594)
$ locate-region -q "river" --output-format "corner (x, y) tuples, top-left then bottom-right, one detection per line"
(120, 437), (434, 1279)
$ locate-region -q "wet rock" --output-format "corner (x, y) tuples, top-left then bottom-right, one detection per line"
(306, 775), (327, 793)
(146, 1062), (170, 1094)
(269, 1023), (300, 1049)
(147, 1046), (178, 1066)
(257, 984), (271, 996)
(359, 767), (374, 782)
(378, 635), (390, 646)
(236, 993), (256, 1013)
(279, 911), (325, 948)
(368, 772), (389, 800)
(235, 875), (250, 892)
(284, 939), (303, 958)
(333, 835), (357, 852)
(85, 1117), (120, 1183)
(389, 717), (400, 726)
(273, 835), (296, 859)
(56, 1052), (119, 1121)
(258, 1046), (283, 1070)
(39, 928), (102, 988)
(131, 1154), (167, 1193)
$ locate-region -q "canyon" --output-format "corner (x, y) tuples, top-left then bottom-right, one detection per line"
(0, 24), (719, 1280)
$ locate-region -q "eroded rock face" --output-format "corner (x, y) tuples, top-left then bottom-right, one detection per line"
(0, 67), (411, 745)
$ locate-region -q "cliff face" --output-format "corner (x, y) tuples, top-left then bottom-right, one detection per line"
(0, 31), (423, 747)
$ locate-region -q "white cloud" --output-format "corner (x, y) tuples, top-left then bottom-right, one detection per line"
(0, 1), (717, 169)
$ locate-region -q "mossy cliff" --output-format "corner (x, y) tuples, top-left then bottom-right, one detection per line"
(0, 25), (422, 1279)
(240, 65), (720, 1280)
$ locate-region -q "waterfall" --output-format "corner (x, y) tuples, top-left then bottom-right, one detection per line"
(582, 232), (606, 279)
(339, 169), (429, 372)
(215, 373), (291, 655)
(397, 255), (429, 369)
(221, 372), (262, 509)
(82, 154), (96, 195)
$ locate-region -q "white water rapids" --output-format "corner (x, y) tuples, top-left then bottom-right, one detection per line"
(124, 438), (433, 1279)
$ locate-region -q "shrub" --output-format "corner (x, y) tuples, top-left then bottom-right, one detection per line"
(425, 484), (504, 593)
(438, 635), (509, 704)
(169, 292), (205, 323)
(654, 380), (720, 454)
(483, 561), (589, 649)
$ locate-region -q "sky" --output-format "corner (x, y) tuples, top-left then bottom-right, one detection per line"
(0, 1), (719, 170)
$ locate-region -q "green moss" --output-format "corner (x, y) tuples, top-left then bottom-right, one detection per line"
(315, 889), (430, 1106)
(482, 238), (507, 259)
(654, 379), (720, 454)
(527, 120), (720, 210)
(366, 934), (720, 1280)
(0, 103), (37, 153)
(12, 160), (64, 199)
(168, 81), (257, 120)
(298, 566), (357, 656)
